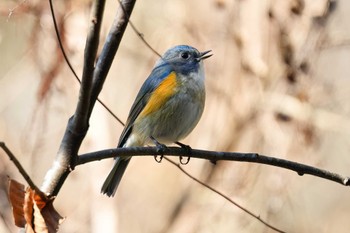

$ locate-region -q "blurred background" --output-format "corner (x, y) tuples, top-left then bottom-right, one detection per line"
(1, 0), (350, 232)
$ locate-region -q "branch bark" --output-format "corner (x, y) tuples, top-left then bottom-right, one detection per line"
(0, 142), (47, 201)
(41, 0), (136, 197)
(77, 146), (350, 187)
(88, 0), (136, 117)
(164, 157), (285, 233)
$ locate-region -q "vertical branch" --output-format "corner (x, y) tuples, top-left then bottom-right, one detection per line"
(41, 0), (107, 197)
(41, 0), (136, 197)
(74, 0), (106, 132)
(88, 0), (137, 117)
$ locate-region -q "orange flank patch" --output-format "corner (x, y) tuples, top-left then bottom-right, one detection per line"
(140, 72), (178, 116)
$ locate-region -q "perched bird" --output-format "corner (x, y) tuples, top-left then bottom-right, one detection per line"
(101, 45), (212, 197)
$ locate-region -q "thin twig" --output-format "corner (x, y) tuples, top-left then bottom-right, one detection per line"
(0, 142), (48, 201)
(48, 0), (124, 126)
(77, 146), (350, 187)
(164, 157), (286, 233)
(117, 0), (162, 58)
(48, 0), (79, 80)
(74, 0), (106, 131)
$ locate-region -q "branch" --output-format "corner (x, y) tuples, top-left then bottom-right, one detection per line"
(117, 0), (162, 58)
(49, 0), (124, 126)
(41, 0), (136, 197)
(164, 157), (285, 233)
(48, 0), (79, 81)
(77, 146), (350, 186)
(87, 0), (136, 117)
(74, 0), (106, 132)
(41, 0), (107, 197)
(0, 142), (47, 201)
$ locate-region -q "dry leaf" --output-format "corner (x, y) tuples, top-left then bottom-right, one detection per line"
(24, 187), (34, 233)
(8, 179), (64, 233)
(8, 179), (26, 227)
(34, 201), (64, 233)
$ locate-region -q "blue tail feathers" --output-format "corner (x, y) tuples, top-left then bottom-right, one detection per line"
(101, 157), (131, 197)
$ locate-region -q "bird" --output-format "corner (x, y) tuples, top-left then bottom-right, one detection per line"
(101, 45), (212, 197)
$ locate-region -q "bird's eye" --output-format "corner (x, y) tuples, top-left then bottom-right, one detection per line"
(181, 52), (190, 60)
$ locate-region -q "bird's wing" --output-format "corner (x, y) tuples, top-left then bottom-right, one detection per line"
(118, 63), (175, 147)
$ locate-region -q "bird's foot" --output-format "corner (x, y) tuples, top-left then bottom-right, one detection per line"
(175, 141), (191, 165)
(151, 136), (168, 163)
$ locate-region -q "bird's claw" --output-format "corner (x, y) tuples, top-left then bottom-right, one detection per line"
(176, 141), (192, 165)
(175, 142), (192, 152)
(151, 136), (168, 163)
(155, 142), (168, 154)
(179, 155), (190, 165)
(154, 155), (164, 163)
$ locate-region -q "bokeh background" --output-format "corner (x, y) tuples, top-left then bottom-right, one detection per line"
(1, 0), (350, 232)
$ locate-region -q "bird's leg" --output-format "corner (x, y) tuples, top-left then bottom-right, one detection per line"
(175, 141), (191, 165)
(151, 136), (168, 163)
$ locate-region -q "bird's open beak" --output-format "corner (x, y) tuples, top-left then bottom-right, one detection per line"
(197, 50), (213, 61)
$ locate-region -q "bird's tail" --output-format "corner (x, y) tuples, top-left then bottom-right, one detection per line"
(101, 157), (130, 197)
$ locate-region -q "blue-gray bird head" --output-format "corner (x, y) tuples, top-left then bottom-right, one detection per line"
(155, 45), (212, 75)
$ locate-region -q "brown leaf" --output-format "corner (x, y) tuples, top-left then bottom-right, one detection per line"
(34, 200), (64, 233)
(8, 179), (26, 227)
(32, 189), (48, 210)
(24, 187), (34, 233)
(8, 179), (64, 233)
